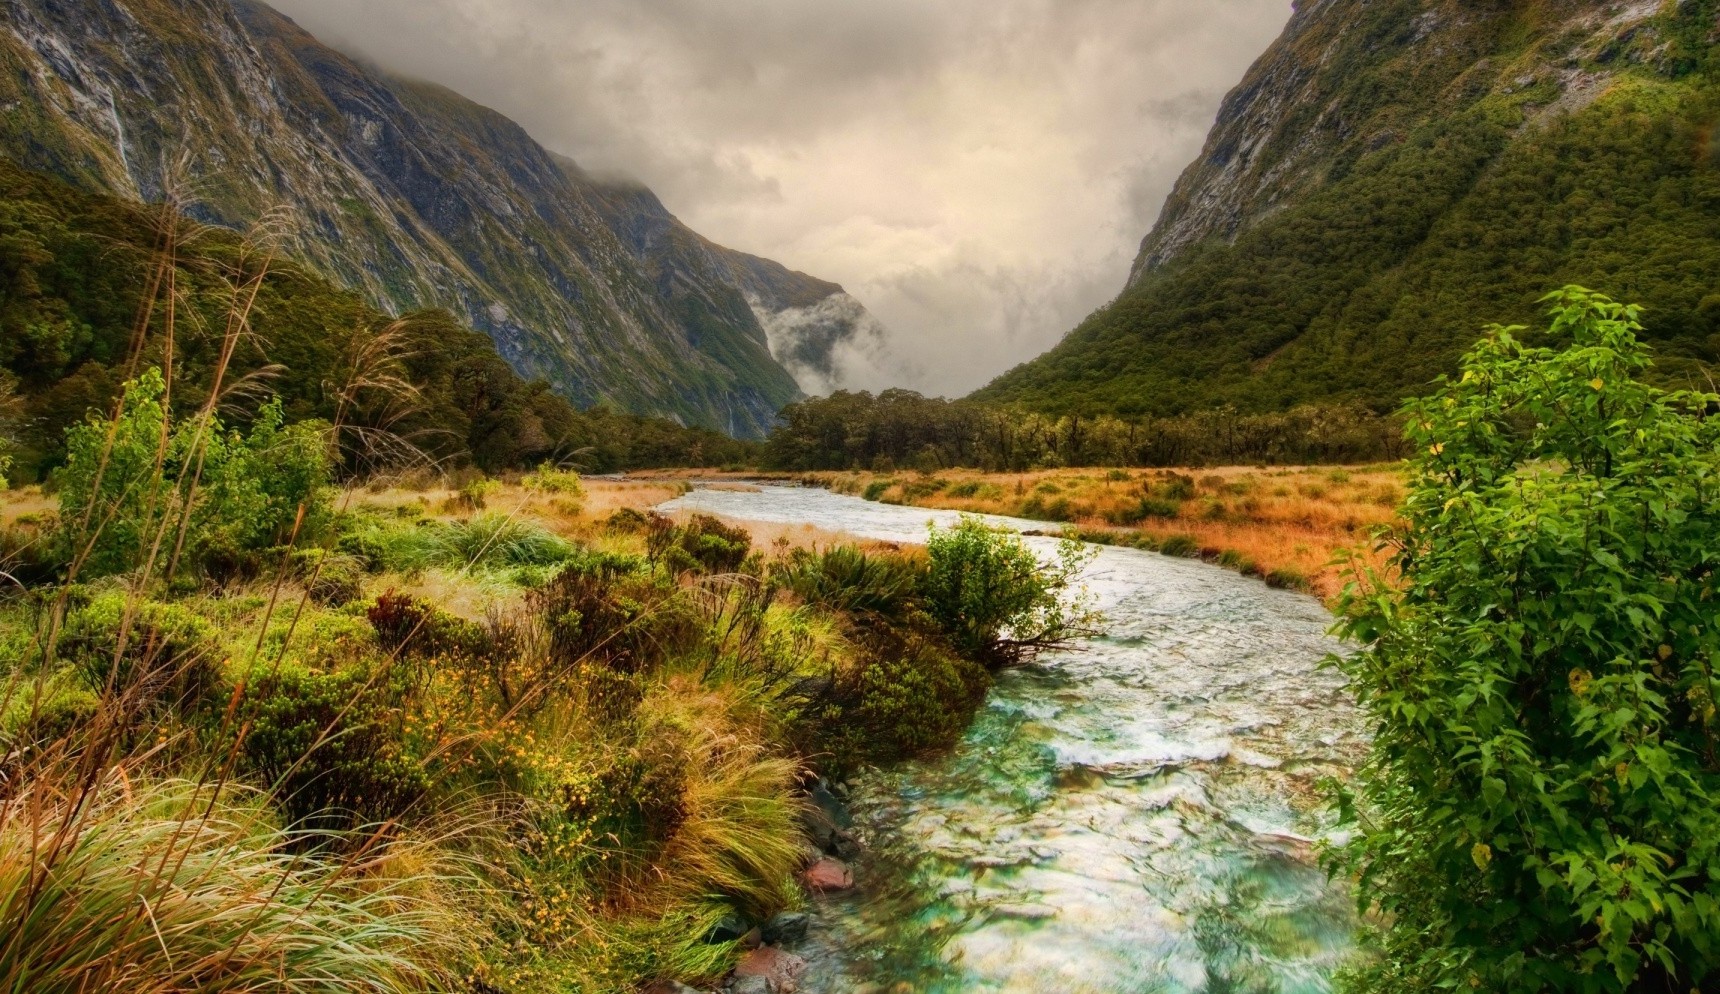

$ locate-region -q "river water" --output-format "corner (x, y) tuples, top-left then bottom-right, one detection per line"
(660, 485), (1366, 994)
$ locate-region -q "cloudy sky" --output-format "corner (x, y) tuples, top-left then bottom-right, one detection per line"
(269, 0), (1291, 396)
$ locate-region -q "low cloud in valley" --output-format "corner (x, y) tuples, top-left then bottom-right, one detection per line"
(269, 0), (1292, 396)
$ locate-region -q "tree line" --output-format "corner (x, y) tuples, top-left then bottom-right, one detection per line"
(763, 388), (1407, 472)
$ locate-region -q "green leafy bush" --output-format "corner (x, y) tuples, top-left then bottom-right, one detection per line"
(921, 517), (1097, 666)
(60, 592), (223, 705)
(1333, 290), (1720, 994)
(647, 514), (752, 575)
(237, 665), (429, 828)
(55, 369), (329, 580)
(861, 480), (894, 502)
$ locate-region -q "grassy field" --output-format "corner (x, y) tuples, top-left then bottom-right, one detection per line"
(808, 465), (1405, 599)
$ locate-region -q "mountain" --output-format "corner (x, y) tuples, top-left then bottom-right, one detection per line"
(977, 0), (1720, 418)
(0, 0), (886, 438)
(581, 174), (892, 396)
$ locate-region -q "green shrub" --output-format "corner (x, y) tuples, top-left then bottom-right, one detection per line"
(290, 548), (367, 606)
(56, 370), (330, 580)
(524, 464), (585, 497)
(853, 636), (989, 758)
(647, 514), (751, 575)
(237, 665), (429, 828)
(1332, 290), (1720, 994)
(861, 480), (893, 502)
(921, 517), (1097, 667)
(946, 481), (982, 499)
(60, 592), (223, 705)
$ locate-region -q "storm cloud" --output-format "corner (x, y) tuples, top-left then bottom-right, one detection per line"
(267, 0), (1291, 396)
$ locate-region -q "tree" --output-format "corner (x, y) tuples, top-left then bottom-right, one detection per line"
(1332, 288), (1720, 993)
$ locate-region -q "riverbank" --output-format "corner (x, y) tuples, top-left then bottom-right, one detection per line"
(794, 466), (1403, 599)
(0, 472), (1066, 993)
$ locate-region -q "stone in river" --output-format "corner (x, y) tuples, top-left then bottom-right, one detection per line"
(800, 857), (854, 893)
(761, 911), (811, 946)
(733, 946), (808, 993)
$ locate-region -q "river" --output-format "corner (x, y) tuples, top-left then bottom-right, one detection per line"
(660, 484), (1366, 994)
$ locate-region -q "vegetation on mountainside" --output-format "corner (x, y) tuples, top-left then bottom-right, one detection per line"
(0, 158), (751, 483)
(979, 2), (1720, 420)
(766, 390), (1404, 472)
(1333, 290), (1720, 993)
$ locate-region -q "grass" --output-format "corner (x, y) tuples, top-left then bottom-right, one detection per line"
(0, 468), (1009, 993)
(814, 465), (1405, 598)
(0, 777), (462, 994)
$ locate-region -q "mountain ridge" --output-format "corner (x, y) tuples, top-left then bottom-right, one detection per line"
(0, 0), (885, 437)
(979, 0), (1720, 418)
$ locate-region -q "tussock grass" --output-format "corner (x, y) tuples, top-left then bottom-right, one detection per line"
(0, 778), (463, 994)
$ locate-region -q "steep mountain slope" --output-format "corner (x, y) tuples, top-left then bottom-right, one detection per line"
(978, 0), (1720, 418)
(0, 0), (887, 436)
(583, 174), (891, 396)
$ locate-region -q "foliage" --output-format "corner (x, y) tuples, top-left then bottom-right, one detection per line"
(769, 389), (1404, 471)
(776, 545), (925, 619)
(237, 664), (431, 828)
(1332, 290), (1720, 993)
(921, 517), (1098, 666)
(55, 368), (331, 580)
(58, 591), (224, 707)
(647, 513), (753, 575)
(0, 777), (456, 994)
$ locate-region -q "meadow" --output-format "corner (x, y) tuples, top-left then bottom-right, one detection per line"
(807, 464), (1404, 598)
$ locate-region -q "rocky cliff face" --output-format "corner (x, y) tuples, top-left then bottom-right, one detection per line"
(1130, 0), (1675, 283)
(0, 0), (888, 436)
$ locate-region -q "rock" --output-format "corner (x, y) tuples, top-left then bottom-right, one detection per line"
(761, 911), (811, 946)
(800, 857), (854, 893)
(799, 778), (862, 858)
(739, 926), (763, 949)
(642, 982), (703, 994)
(732, 946), (807, 993)
(703, 913), (752, 945)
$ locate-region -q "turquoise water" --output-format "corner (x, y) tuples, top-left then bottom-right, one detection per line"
(661, 485), (1365, 993)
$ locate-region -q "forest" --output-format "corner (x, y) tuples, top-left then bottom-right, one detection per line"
(763, 389), (1405, 472)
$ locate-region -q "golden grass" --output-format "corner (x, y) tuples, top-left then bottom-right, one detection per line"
(812, 465), (1405, 599)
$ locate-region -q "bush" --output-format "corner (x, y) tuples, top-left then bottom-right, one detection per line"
(861, 480), (893, 502)
(290, 548), (367, 606)
(237, 665), (429, 828)
(647, 514), (751, 575)
(1104, 497), (1182, 526)
(524, 464), (585, 497)
(56, 370), (330, 580)
(852, 634), (989, 758)
(1156, 534), (1200, 559)
(920, 516), (1097, 667)
(60, 592), (223, 706)
(1332, 290), (1720, 994)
